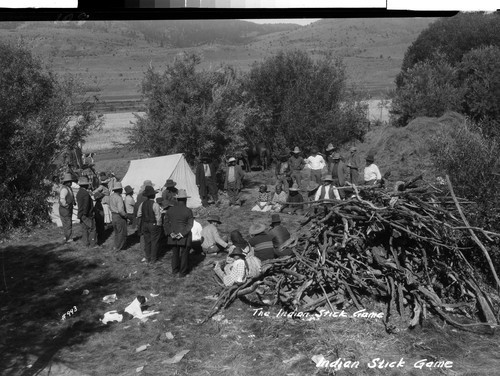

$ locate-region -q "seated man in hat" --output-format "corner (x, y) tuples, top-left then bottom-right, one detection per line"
(314, 175), (341, 202)
(124, 185), (136, 225)
(283, 183), (305, 215)
(270, 184), (288, 212)
(252, 185), (272, 212)
(248, 223), (275, 261)
(76, 176), (97, 248)
(213, 247), (248, 287)
(268, 214), (292, 257)
(305, 147), (326, 184)
(137, 185), (162, 265)
(201, 215), (228, 255)
(364, 154), (382, 185)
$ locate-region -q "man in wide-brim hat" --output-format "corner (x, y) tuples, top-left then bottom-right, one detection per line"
(201, 215), (228, 255)
(283, 183), (304, 215)
(124, 185), (136, 225)
(110, 182), (128, 251)
(315, 175), (341, 201)
(59, 172), (77, 243)
(288, 146), (305, 187)
(224, 156), (245, 207)
(346, 146), (361, 186)
(161, 179), (178, 209)
(137, 185), (162, 265)
(363, 153), (382, 186)
(163, 189), (194, 277)
(76, 177), (97, 248)
(248, 223), (275, 261)
(268, 214), (292, 257)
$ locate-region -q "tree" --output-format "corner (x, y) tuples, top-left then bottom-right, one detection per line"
(245, 50), (368, 155)
(0, 42), (102, 233)
(129, 53), (250, 164)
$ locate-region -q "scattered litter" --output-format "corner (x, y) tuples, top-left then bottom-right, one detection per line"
(141, 258), (146, 263)
(125, 296), (160, 320)
(102, 294), (117, 304)
(162, 349), (190, 364)
(150, 293), (160, 297)
(82, 289), (90, 296)
(165, 332), (174, 340)
(261, 299), (272, 305)
(135, 344), (150, 353)
(204, 295), (218, 301)
(133, 271), (138, 274)
(212, 314), (225, 322)
(283, 354), (305, 364)
(26, 365), (32, 369)
(152, 319), (157, 322)
(311, 355), (327, 367)
(136, 366), (144, 373)
(101, 311), (123, 324)
(123, 326), (131, 329)
(64, 288), (70, 291)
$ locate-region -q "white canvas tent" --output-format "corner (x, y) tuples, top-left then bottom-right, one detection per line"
(120, 153), (201, 208)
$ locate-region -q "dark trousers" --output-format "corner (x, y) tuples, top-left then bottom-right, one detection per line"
(348, 168), (360, 185)
(207, 179), (218, 202)
(80, 216), (96, 247)
(171, 245), (189, 276)
(95, 214), (105, 244)
(143, 222), (161, 262)
(112, 213), (127, 250)
(227, 182), (240, 205)
(291, 171), (302, 187)
(126, 213), (134, 225)
(59, 206), (73, 241)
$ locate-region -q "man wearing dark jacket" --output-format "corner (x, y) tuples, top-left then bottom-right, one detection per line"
(76, 176), (97, 248)
(164, 189), (194, 277)
(137, 185), (162, 265)
(268, 214), (291, 257)
(224, 157), (245, 206)
(196, 156), (218, 207)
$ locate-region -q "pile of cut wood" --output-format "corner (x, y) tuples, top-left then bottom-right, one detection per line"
(205, 176), (500, 331)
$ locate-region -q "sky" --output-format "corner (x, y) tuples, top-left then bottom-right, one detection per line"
(242, 19), (321, 25)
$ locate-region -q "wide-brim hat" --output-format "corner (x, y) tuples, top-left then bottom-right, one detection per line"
(289, 183), (300, 191)
(230, 247), (246, 258)
(142, 185), (158, 197)
(228, 157), (236, 163)
(322, 175), (334, 182)
(164, 179), (176, 188)
(366, 154), (375, 162)
(62, 173), (76, 183)
(112, 182), (123, 191)
(207, 215), (221, 224)
(292, 147), (300, 154)
(305, 181), (320, 192)
(176, 189), (190, 199)
(332, 153), (341, 160)
(143, 180), (154, 187)
(271, 214), (281, 224)
(124, 185), (134, 194)
(78, 176), (90, 186)
(249, 223), (267, 235)
(326, 143), (335, 152)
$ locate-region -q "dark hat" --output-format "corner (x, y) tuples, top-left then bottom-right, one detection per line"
(366, 154), (375, 162)
(271, 214), (281, 224)
(142, 185), (157, 197)
(164, 179), (176, 188)
(249, 223), (267, 235)
(124, 185), (134, 194)
(322, 175), (334, 182)
(207, 215), (222, 224)
(230, 247), (246, 258)
(156, 197), (163, 205)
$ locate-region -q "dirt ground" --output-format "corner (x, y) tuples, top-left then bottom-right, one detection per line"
(2, 171), (500, 376)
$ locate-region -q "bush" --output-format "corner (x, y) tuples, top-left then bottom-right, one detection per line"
(0, 42), (101, 234)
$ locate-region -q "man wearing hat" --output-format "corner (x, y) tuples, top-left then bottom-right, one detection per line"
(93, 172), (111, 224)
(164, 189), (194, 277)
(288, 147), (305, 187)
(224, 157), (245, 207)
(213, 247), (248, 286)
(268, 214), (291, 257)
(283, 183), (305, 215)
(248, 223), (275, 261)
(330, 153), (347, 199)
(76, 177), (97, 248)
(346, 146), (361, 186)
(93, 191), (105, 244)
(364, 154), (382, 185)
(134, 180), (154, 221)
(110, 182), (128, 251)
(124, 185), (136, 225)
(275, 154), (291, 193)
(201, 215), (228, 255)
(325, 143), (336, 170)
(196, 156), (219, 207)
(137, 185), (162, 265)
(59, 173), (76, 243)
(314, 175), (341, 201)
(305, 147), (326, 184)
(161, 179), (178, 208)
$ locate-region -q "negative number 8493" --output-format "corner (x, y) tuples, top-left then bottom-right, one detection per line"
(61, 306), (78, 320)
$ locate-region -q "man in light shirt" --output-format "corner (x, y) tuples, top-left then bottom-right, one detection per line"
(59, 172), (76, 243)
(364, 154), (382, 185)
(224, 157), (244, 206)
(201, 215), (228, 255)
(305, 147), (326, 184)
(314, 175), (341, 201)
(109, 182), (128, 251)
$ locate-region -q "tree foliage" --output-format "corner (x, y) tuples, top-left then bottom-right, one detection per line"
(245, 50), (368, 155)
(0, 42), (102, 233)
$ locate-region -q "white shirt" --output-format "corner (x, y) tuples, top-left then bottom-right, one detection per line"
(364, 164), (382, 182)
(314, 184), (341, 201)
(191, 220), (203, 242)
(305, 155), (326, 170)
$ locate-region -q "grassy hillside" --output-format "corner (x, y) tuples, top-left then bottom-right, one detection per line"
(0, 18), (436, 101)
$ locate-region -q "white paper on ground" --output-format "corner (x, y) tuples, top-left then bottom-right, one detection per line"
(125, 298), (160, 320)
(135, 344), (150, 353)
(101, 311), (123, 324)
(102, 294), (117, 304)
(162, 349), (190, 364)
(311, 354), (327, 367)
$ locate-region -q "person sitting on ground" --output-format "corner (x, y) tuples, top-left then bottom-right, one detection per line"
(251, 185), (272, 212)
(161, 179), (178, 207)
(314, 175), (341, 201)
(268, 214), (292, 257)
(213, 247), (248, 287)
(124, 185), (136, 225)
(225, 230), (261, 278)
(248, 223), (275, 261)
(363, 154), (382, 185)
(270, 184), (288, 212)
(201, 215), (228, 255)
(282, 183), (304, 215)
